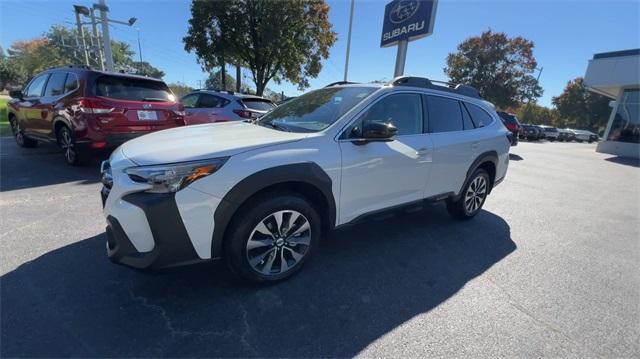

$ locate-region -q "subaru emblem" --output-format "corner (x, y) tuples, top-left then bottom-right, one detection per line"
(389, 0), (420, 24)
(143, 104), (152, 109)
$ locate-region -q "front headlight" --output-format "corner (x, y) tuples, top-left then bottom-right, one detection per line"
(125, 157), (228, 193)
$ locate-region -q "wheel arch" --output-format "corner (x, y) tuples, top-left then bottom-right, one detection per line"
(53, 116), (72, 139)
(461, 151), (498, 196)
(211, 162), (336, 259)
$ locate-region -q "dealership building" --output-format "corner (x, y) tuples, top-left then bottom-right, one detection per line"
(584, 49), (640, 159)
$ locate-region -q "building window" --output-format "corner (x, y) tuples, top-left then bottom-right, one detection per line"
(608, 89), (640, 143)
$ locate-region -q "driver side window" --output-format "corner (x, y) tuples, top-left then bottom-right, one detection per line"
(349, 93), (423, 138)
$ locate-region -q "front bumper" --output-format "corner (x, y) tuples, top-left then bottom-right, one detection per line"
(104, 191), (205, 270)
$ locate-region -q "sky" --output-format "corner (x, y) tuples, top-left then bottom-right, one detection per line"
(1, 0), (639, 107)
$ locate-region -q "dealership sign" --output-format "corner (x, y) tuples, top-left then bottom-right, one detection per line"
(380, 0), (438, 47)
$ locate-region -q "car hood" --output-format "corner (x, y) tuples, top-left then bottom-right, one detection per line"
(120, 122), (308, 165)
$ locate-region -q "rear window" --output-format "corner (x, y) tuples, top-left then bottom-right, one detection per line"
(95, 76), (173, 102)
(498, 112), (520, 126)
(242, 99), (275, 112)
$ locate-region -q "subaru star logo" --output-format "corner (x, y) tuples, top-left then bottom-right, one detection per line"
(389, 0), (420, 24)
(143, 104), (152, 109)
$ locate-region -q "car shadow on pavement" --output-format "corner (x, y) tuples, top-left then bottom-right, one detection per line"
(604, 156), (640, 168)
(0, 138), (106, 192)
(1, 203), (515, 357)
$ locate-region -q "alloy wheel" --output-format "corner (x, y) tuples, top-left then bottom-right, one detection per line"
(245, 210), (311, 276)
(11, 119), (24, 146)
(60, 130), (76, 164)
(464, 175), (487, 214)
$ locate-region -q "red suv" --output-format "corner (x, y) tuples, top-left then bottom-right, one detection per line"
(7, 65), (185, 165)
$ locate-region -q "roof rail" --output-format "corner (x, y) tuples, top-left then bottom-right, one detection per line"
(48, 64), (92, 71)
(389, 76), (481, 99)
(325, 81), (359, 87)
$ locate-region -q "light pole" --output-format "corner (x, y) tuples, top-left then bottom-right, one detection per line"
(343, 0), (355, 81)
(135, 27), (143, 62)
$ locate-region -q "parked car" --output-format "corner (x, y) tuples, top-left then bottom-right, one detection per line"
(532, 125), (546, 140)
(7, 65), (185, 165)
(100, 76), (511, 283)
(557, 128), (572, 141)
(497, 111), (521, 146)
(572, 129), (599, 143)
(180, 90), (275, 125)
(539, 125), (559, 141)
(521, 124), (540, 141)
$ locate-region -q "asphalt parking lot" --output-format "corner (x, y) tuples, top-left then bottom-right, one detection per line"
(1, 137), (639, 357)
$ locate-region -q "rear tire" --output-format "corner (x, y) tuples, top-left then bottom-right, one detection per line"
(224, 192), (321, 284)
(446, 168), (490, 220)
(9, 116), (38, 148)
(57, 126), (88, 166)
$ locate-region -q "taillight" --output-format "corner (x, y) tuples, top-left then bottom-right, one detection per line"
(173, 103), (185, 117)
(233, 109), (254, 119)
(77, 98), (115, 114)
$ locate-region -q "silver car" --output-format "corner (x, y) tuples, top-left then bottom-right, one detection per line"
(180, 90), (276, 125)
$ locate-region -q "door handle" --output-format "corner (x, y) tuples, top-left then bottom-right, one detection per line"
(416, 148), (430, 156)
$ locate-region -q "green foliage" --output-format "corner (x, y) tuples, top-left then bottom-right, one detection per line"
(444, 30), (542, 109)
(204, 70), (236, 91)
(515, 103), (558, 126)
(168, 82), (194, 98)
(552, 77), (611, 133)
(184, 0), (336, 96)
(130, 61), (165, 79)
(0, 58), (28, 91)
(5, 25), (162, 86)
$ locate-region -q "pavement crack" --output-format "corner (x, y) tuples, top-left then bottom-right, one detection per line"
(127, 282), (227, 338)
(484, 276), (604, 358)
(237, 300), (259, 356)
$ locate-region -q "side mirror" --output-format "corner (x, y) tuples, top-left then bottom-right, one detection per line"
(362, 121), (397, 141)
(9, 90), (23, 100)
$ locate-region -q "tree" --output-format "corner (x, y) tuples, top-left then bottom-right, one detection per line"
(6, 25), (160, 80)
(444, 30), (542, 109)
(552, 77), (611, 133)
(515, 103), (558, 126)
(168, 82), (194, 97)
(184, 0), (336, 96)
(0, 58), (28, 91)
(130, 61), (165, 78)
(204, 70), (236, 91)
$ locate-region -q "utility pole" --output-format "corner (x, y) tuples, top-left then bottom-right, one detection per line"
(236, 64), (241, 93)
(73, 5), (90, 66)
(343, 0), (355, 81)
(89, 8), (105, 70)
(136, 27), (143, 62)
(95, 0), (114, 71)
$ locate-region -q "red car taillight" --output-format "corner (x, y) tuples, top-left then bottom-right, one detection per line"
(77, 97), (118, 114)
(233, 109), (254, 119)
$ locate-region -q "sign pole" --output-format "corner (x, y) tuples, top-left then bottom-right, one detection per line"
(343, 0), (355, 81)
(393, 40), (408, 77)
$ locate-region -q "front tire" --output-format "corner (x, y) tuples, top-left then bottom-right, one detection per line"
(224, 192), (321, 283)
(9, 116), (38, 148)
(446, 168), (490, 220)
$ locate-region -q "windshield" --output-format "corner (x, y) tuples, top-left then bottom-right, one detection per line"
(257, 86), (377, 132)
(95, 75), (174, 102)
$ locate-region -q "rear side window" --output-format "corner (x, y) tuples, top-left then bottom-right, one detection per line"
(95, 76), (173, 101)
(242, 99), (275, 111)
(427, 95), (463, 133)
(198, 94), (229, 108)
(64, 73), (79, 93)
(461, 103), (475, 130)
(181, 94), (199, 108)
(464, 103), (493, 128)
(44, 72), (67, 97)
(25, 74), (49, 98)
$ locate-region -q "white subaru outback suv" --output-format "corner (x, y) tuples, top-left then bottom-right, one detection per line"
(100, 77), (510, 283)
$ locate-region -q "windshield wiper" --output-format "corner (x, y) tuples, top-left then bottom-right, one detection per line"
(262, 121), (290, 132)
